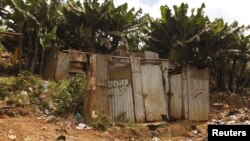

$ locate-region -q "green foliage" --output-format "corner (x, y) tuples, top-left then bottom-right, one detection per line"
(145, 3), (210, 65)
(0, 77), (16, 98)
(52, 74), (87, 115)
(57, 0), (147, 53)
(88, 114), (113, 131)
(0, 72), (87, 116)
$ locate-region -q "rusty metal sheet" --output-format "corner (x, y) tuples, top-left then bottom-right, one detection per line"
(55, 52), (69, 80)
(169, 73), (183, 119)
(187, 66), (209, 121)
(162, 61), (170, 119)
(95, 55), (109, 116)
(141, 64), (167, 121)
(130, 57), (145, 122)
(108, 65), (135, 122)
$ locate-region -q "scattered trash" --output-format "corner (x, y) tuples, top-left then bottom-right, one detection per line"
(91, 110), (98, 119)
(44, 109), (49, 115)
(28, 87), (33, 92)
(76, 123), (92, 130)
(39, 93), (46, 99)
(45, 115), (56, 123)
(8, 134), (16, 140)
(209, 107), (250, 125)
(192, 130), (198, 134)
(75, 113), (81, 123)
(76, 123), (86, 130)
(151, 136), (160, 141)
(41, 82), (49, 93)
(20, 91), (28, 96)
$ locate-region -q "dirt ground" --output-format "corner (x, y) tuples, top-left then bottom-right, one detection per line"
(0, 92), (249, 141)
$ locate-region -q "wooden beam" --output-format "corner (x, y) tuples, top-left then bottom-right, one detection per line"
(0, 31), (23, 36)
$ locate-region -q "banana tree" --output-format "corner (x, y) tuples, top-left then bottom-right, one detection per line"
(57, 0), (147, 53)
(145, 3), (210, 65)
(3, 0), (62, 73)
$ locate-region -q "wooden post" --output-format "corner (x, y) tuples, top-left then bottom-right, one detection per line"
(130, 56), (145, 122)
(84, 54), (97, 118)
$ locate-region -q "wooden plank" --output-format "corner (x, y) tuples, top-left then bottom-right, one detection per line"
(141, 64), (167, 121)
(169, 74), (182, 119)
(130, 57), (145, 122)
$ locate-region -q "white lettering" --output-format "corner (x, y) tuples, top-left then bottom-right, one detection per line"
(108, 79), (129, 88)
(212, 129), (218, 136)
(212, 129), (247, 137)
(241, 131), (246, 136)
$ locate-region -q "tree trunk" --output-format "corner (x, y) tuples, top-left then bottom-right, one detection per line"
(84, 29), (97, 118)
(30, 29), (40, 73)
(18, 37), (23, 70)
(236, 60), (247, 92)
(229, 58), (237, 93)
(39, 48), (45, 75)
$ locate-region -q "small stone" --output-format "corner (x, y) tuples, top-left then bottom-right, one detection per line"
(41, 126), (47, 130)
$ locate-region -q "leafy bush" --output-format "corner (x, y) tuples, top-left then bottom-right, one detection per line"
(51, 74), (87, 115)
(88, 114), (113, 131)
(1, 72), (88, 120)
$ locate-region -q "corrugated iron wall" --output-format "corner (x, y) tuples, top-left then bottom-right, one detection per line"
(95, 55), (109, 116)
(169, 74), (183, 119)
(141, 64), (167, 121)
(169, 66), (209, 121)
(55, 52), (69, 80)
(131, 57), (145, 122)
(85, 52), (209, 122)
(187, 66), (209, 121)
(108, 64), (135, 122)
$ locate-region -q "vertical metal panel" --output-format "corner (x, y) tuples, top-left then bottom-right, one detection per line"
(130, 57), (145, 122)
(141, 64), (167, 121)
(187, 66), (209, 121)
(108, 65), (135, 122)
(181, 67), (188, 119)
(95, 55), (109, 116)
(169, 74), (182, 119)
(144, 51), (159, 59)
(162, 61), (170, 119)
(55, 52), (69, 80)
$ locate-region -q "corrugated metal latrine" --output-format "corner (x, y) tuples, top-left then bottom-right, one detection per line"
(169, 73), (182, 119)
(169, 66), (209, 121)
(141, 64), (167, 121)
(85, 52), (209, 122)
(187, 66), (209, 121)
(108, 64), (135, 122)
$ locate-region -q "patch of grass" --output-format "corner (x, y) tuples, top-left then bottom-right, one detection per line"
(87, 114), (113, 131)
